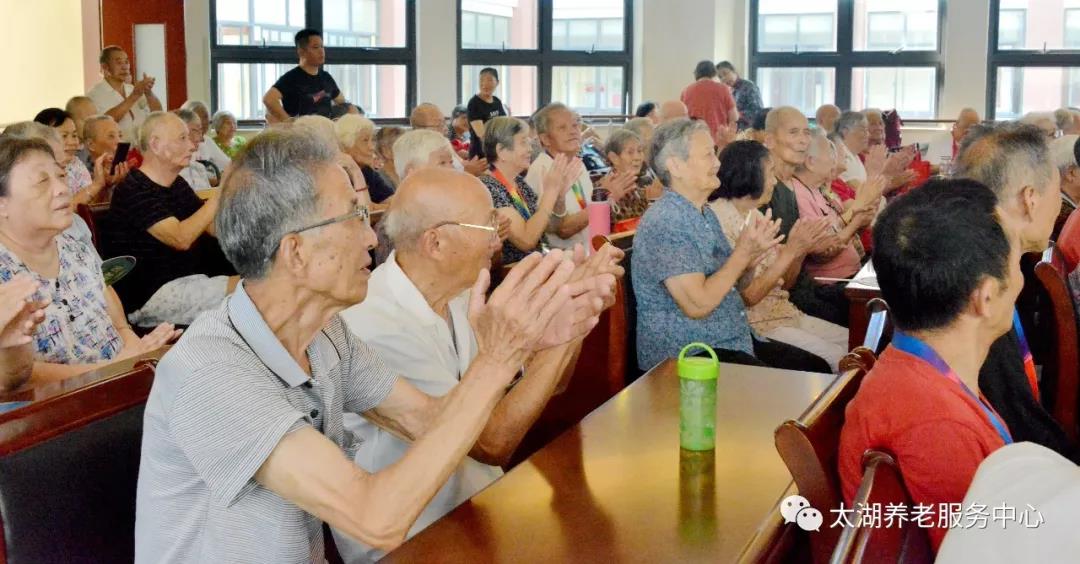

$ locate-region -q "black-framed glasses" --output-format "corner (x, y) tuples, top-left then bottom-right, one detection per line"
(292, 204), (370, 235)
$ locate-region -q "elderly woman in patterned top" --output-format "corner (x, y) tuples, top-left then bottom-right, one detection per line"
(604, 128), (663, 214)
(631, 118), (831, 373)
(0, 136), (179, 387)
(709, 140), (848, 372)
(478, 116), (581, 264)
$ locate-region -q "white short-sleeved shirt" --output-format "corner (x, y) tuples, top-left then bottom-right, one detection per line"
(525, 151), (594, 250)
(937, 442), (1080, 562)
(336, 252), (502, 562)
(87, 80), (152, 143)
(134, 282), (397, 563)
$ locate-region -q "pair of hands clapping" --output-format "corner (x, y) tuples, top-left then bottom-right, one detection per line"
(542, 153), (586, 200)
(467, 244), (624, 383)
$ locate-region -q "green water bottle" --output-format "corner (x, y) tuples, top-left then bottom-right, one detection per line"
(678, 343), (719, 451)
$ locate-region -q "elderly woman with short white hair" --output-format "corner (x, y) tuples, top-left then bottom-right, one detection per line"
(210, 110), (246, 159)
(632, 118), (831, 373)
(333, 114), (397, 205)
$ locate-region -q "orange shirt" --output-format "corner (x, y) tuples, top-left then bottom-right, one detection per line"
(680, 79), (735, 141)
(839, 346), (1008, 552)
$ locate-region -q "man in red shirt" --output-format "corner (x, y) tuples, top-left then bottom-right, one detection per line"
(838, 178), (1024, 553)
(680, 61), (737, 145)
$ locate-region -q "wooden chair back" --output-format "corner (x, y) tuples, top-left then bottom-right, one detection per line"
(1033, 244), (1080, 444)
(830, 450), (932, 564)
(774, 361), (869, 564)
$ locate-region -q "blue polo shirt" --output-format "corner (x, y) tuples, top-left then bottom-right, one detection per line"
(632, 190), (753, 370)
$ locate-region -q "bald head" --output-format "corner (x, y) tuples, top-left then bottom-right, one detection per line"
(383, 168), (492, 251)
(766, 106), (807, 134)
(953, 108), (981, 142)
(815, 104), (841, 133)
(410, 103), (446, 130)
(659, 100), (688, 123)
(138, 111), (184, 154)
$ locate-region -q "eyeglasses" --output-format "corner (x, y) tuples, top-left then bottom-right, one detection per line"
(293, 204), (370, 235)
(429, 210), (499, 242)
(267, 204), (371, 263)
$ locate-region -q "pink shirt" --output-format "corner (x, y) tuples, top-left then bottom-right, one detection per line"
(791, 177), (862, 281)
(680, 79), (735, 141)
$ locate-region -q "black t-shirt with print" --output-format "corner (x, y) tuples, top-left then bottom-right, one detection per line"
(273, 66), (341, 118)
(466, 95), (507, 158)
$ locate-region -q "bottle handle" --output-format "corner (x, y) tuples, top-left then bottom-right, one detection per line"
(678, 342), (718, 364)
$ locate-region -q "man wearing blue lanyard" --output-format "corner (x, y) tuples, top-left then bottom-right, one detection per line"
(838, 179), (1022, 554)
(954, 123), (1076, 461)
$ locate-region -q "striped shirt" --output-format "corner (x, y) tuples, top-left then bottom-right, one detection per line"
(134, 282), (396, 563)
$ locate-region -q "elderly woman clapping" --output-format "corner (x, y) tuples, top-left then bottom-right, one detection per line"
(632, 118), (831, 373)
(0, 137), (179, 387)
(210, 110), (246, 159)
(478, 116), (581, 264)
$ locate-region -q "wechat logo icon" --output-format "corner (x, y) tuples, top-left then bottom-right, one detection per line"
(780, 495), (823, 532)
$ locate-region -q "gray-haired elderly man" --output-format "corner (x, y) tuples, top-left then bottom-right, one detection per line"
(335, 167), (620, 560)
(524, 103), (594, 250)
(954, 122), (1071, 462)
(103, 111), (238, 328)
(133, 129), (609, 562)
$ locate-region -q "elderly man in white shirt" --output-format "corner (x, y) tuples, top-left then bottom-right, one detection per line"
(336, 167), (621, 561)
(86, 46), (162, 143)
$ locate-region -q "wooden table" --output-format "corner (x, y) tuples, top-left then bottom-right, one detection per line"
(844, 261), (881, 350)
(384, 360), (836, 563)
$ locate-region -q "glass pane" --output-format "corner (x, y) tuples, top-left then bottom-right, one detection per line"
(851, 67), (937, 119)
(996, 1), (1080, 50)
(756, 67), (836, 116)
(215, 62), (297, 120)
(995, 67), (1080, 120)
(323, 64), (407, 118)
(757, 0), (838, 52)
(552, 0), (625, 52)
(551, 66), (625, 115)
(460, 65), (539, 116)
(323, 0), (406, 48)
(854, 0), (938, 51)
(461, 0), (538, 50)
(215, 63), (407, 120)
(216, 0), (303, 46)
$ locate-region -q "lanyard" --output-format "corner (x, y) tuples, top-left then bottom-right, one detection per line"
(1013, 309), (1039, 401)
(570, 182), (587, 210)
(490, 167), (532, 220)
(891, 331), (1013, 446)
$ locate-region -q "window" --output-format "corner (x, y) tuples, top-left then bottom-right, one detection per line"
(551, 66), (624, 115)
(457, 0), (632, 116)
(210, 0), (415, 120)
(758, 67), (836, 116)
(750, 0), (944, 117)
(460, 65), (539, 115)
(851, 67), (937, 118)
(215, 0), (306, 46)
(988, 1), (1080, 119)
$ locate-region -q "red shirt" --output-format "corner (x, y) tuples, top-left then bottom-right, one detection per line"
(838, 346), (1008, 552)
(1060, 209), (1080, 272)
(680, 79), (736, 142)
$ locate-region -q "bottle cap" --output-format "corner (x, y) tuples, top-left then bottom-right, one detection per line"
(678, 342), (719, 381)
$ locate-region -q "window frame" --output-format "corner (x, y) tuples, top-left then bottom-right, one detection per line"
(748, 0), (947, 117)
(986, 0), (1080, 120)
(209, 0), (417, 122)
(455, 0), (634, 117)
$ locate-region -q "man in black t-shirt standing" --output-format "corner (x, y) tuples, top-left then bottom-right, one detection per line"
(263, 29), (348, 122)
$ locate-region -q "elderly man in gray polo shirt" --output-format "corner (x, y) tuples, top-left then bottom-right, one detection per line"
(134, 129), (603, 563)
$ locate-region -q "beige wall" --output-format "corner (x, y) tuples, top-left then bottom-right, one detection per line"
(1, 0), (89, 125)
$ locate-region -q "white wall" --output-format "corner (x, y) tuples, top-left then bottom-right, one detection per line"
(1, 0), (88, 124)
(177, 0), (994, 120)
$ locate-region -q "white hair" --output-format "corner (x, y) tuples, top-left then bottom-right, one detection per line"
(1020, 112), (1056, 132)
(293, 115), (338, 150)
(392, 129), (452, 180)
(137, 111), (178, 153)
(2, 121), (61, 146)
(1051, 134), (1079, 173)
(333, 114), (376, 151)
(82, 114), (116, 142)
